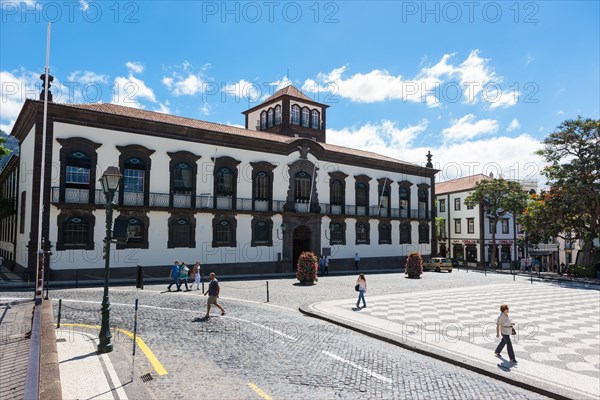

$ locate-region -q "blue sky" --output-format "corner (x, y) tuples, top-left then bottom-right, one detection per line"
(1, 1), (598, 183)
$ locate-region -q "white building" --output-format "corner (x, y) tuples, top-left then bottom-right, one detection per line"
(2, 84), (438, 281)
(436, 174), (525, 268)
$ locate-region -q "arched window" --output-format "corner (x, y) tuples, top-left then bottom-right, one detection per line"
(173, 162), (193, 195)
(267, 108), (274, 128)
(330, 180), (343, 205)
(291, 105), (300, 125)
(379, 223), (391, 244)
(356, 222), (369, 244)
(254, 171), (269, 201)
(216, 167), (234, 196)
(311, 110), (320, 129)
(329, 221), (345, 245)
(379, 185), (389, 210)
(400, 222), (411, 244)
(260, 111), (267, 129)
(253, 220), (269, 245)
(295, 171), (311, 202)
(356, 182), (368, 207)
(399, 186), (410, 217)
(123, 157), (145, 206)
(419, 223), (429, 244)
(302, 107), (309, 127)
(63, 216), (89, 246)
(65, 151), (91, 189)
(418, 189), (428, 219)
(127, 218), (144, 244)
(275, 105), (282, 125)
(216, 220), (232, 246)
(171, 218), (192, 247)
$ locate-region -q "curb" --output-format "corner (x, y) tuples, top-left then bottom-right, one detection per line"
(299, 302), (591, 400)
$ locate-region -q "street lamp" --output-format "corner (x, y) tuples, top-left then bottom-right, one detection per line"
(276, 222), (287, 240)
(97, 166), (122, 354)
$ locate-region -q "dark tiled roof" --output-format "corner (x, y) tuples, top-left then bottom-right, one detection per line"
(436, 174), (491, 194)
(46, 101), (425, 169)
(263, 85), (314, 103)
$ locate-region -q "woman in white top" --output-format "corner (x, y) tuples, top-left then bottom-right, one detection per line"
(356, 274), (367, 308)
(495, 304), (517, 363)
(191, 261), (202, 290)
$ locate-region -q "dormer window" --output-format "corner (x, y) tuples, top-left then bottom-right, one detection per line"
(291, 105), (300, 125)
(311, 110), (320, 129)
(302, 107), (309, 127)
(275, 105), (282, 125)
(268, 108), (274, 128)
(260, 111), (267, 130)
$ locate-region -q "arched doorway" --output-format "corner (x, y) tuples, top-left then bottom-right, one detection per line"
(293, 226), (311, 267)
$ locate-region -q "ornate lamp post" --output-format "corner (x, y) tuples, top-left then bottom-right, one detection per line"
(97, 166), (122, 354)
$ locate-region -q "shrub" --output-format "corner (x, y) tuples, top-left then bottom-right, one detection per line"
(296, 251), (319, 284)
(405, 252), (423, 278)
(570, 264), (596, 278)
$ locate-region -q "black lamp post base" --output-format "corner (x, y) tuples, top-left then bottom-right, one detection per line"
(97, 339), (113, 354)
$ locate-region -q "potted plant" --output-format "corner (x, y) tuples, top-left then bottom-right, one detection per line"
(405, 252), (423, 279)
(296, 251), (319, 284)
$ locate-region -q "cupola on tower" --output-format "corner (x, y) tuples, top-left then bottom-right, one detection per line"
(242, 85), (329, 143)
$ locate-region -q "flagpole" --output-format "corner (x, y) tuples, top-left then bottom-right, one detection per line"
(307, 162), (317, 213)
(36, 22), (51, 299)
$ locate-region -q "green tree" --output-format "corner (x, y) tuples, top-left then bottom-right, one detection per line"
(465, 179), (528, 268)
(0, 137), (9, 158)
(532, 117), (600, 266)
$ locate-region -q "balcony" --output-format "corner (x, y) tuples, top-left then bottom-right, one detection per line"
(50, 187), (433, 219)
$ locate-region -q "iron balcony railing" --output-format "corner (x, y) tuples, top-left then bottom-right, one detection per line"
(51, 187), (433, 219)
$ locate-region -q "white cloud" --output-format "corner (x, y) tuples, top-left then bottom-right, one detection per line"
(328, 119), (429, 158)
(162, 62), (212, 96)
(154, 100), (171, 114)
(67, 70), (109, 85)
(442, 114), (499, 142)
(79, 0), (89, 11)
(0, 69), (40, 132)
(125, 61), (144, 74)
(200, 103), (211, 116)
(111, 74), (156, 108)
(303, 50), (513, 108)
(329, 119), (545, 183)
(507, 118), (521, 132)
(223, 79), (262, 102)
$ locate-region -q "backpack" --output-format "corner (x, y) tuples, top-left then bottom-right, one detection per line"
(180, 265), (189, 279)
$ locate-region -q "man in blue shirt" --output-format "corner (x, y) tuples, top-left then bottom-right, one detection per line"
(203, 272), (225, 318)
(167, 260), (181, 291)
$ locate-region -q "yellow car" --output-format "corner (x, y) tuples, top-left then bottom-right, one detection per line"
(423, 257), (453, 272)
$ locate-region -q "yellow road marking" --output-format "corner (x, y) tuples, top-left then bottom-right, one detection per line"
(61, 323), (168, 376)
(247, 383), (272, 400)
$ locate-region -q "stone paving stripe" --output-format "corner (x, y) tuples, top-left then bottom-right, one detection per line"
(247, 383), (273, 400)
(99, 351), (128, 400)
(61, 323), (168, 376)
(321, 350), (393, 384)
(225, 315), (297, 341)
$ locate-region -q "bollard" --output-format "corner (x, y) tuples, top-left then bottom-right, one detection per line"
(57, 299), (62, 328)
(75, 269), (79, 289)
(266, 281), (270, 303)
(202, 280), (205, 293)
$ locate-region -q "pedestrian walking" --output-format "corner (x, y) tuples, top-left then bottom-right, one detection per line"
(559, 262), (566, 275)
(495, 304), (517, 364)
(319, 255), (325, 275)
(179, 262), (190, 291)
(354, 253), (360, 270)
(323, 256), (329, 275)
(203, 272), (225, 318)
(190, 261), (202, 290)
(356, 273), (367, 308)
(167, 260), (181, 291)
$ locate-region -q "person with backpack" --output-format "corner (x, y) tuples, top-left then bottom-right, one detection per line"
(179, 261), (190, 291)
(167, 260), (181, 291)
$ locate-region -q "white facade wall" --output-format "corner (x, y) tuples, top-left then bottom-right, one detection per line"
(21, 118), (434, 272)
(15, 126), (36, 269)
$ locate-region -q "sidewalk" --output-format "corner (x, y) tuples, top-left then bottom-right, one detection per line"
(300, 282), (600, 400)
(0, 299), (32, 400)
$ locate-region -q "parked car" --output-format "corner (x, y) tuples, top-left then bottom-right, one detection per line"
(423, 257), (453, 272)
